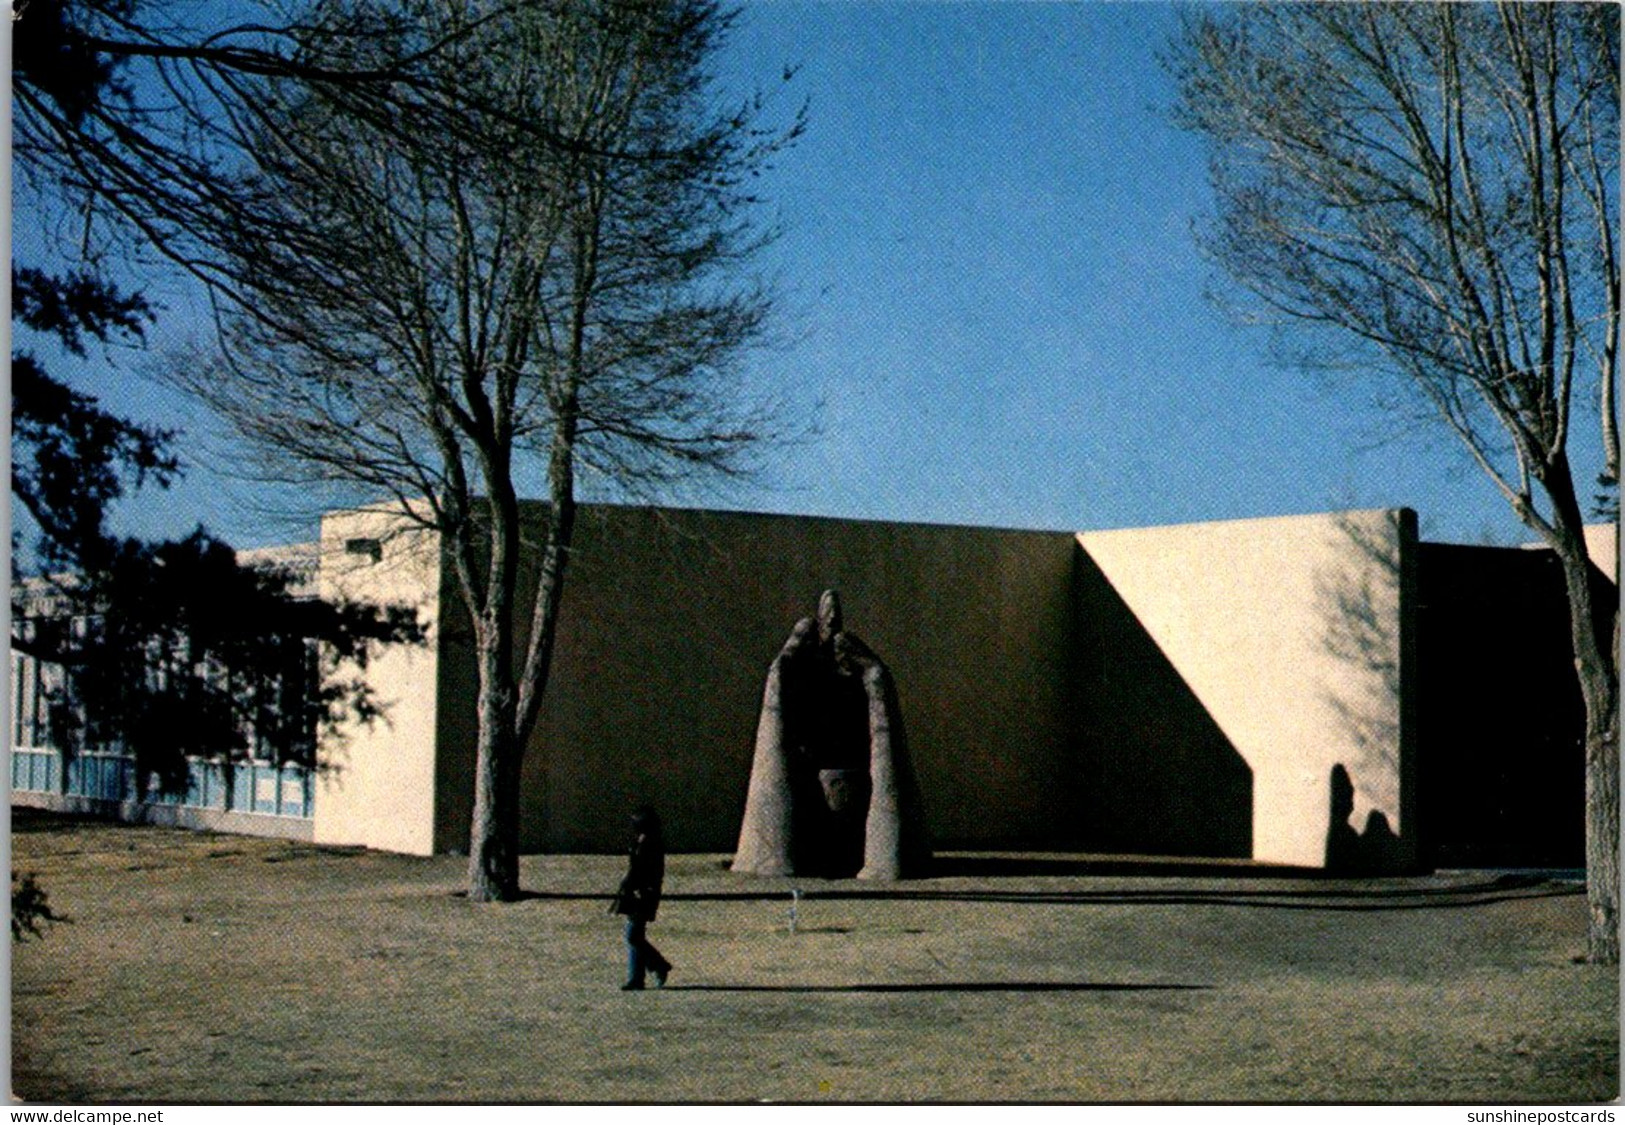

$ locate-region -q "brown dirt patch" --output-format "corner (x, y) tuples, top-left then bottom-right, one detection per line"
(10, 809), (1618, 1103)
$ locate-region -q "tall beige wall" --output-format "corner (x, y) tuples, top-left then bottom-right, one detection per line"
(313, 508), (444, 856)
(431, 505), (1080, 854)
(316, 501), (1420, 871)
(1075, 510), (1418, 869)
(1584, 524), (1618, 583)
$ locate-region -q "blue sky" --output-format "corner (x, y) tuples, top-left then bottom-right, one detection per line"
(19, 0), (1605, 550)
(714, 0), (1584, 546)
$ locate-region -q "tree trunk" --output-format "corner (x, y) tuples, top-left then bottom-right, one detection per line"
(1559, 546), (1620, 966)
(466, 682), (521, 900)
(513, 430), (578, 750)
(467, 615), (522, 903)
(1545, 466), (1620, 964)
(1581, 678), (1620, 965)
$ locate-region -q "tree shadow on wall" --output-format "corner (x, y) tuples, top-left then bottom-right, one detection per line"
(1313, 512), (1412, 871)
(1071, 545), (1252, 858)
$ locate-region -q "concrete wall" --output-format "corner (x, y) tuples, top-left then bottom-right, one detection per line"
(312, 508), (444, 856)
(1583, 524), (1617, 583)
(315, 502), (1422, 870)
(430, 504), (1081, 854)
(1070, 543), (1253, 859)
(1075, 510), (1418, 870)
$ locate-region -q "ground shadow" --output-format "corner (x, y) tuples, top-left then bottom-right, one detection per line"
(12, 808), (109, 833)
(502, 873), (1577, 912)
(928, 855), (1320, 879)
(666, 981), (1211, 994)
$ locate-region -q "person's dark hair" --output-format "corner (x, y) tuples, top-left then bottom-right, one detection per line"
(631, 804), (661, 833)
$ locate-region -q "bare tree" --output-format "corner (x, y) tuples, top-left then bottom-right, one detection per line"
(12, 0), (534, 301)
(172, 0), (801, 901)
(1170, 2), (1619, 961)
(10, 1), (428, 795)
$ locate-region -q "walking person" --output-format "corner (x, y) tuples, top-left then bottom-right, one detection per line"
(612, 804), (672, 990)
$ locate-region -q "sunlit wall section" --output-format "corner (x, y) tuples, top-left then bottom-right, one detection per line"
(313, 506), (444, 856)
(1075, 510), (1419, 871)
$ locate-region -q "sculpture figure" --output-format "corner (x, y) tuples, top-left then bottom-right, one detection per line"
(732, 590), (931, 879)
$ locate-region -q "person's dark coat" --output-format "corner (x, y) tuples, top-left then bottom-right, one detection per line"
(614, 823), (665, 923)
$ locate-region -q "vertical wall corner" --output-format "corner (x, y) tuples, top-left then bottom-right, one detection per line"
(312, 505), (445, 857)
(1395, 507), (1424, 873)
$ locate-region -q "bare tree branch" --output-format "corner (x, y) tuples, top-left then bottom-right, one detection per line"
(1170, 0), (1619, 964)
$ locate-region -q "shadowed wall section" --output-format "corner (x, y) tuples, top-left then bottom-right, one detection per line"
(433, 506), (1081, 854)
(1415, 542), (1614, 868)
(1071, 545), (1251, 857)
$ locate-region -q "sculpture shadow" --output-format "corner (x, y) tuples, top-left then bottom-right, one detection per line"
(1071, 546), (1252, 857)
(1324, 764), (1403, 875)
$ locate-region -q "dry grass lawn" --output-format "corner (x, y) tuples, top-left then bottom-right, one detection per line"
(9, 809), (1618, 1103)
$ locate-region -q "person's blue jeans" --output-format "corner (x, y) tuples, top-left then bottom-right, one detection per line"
(625, 918), (671, 987)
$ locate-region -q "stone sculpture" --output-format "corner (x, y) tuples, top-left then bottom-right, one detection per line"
(732, 590), (931, 879)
